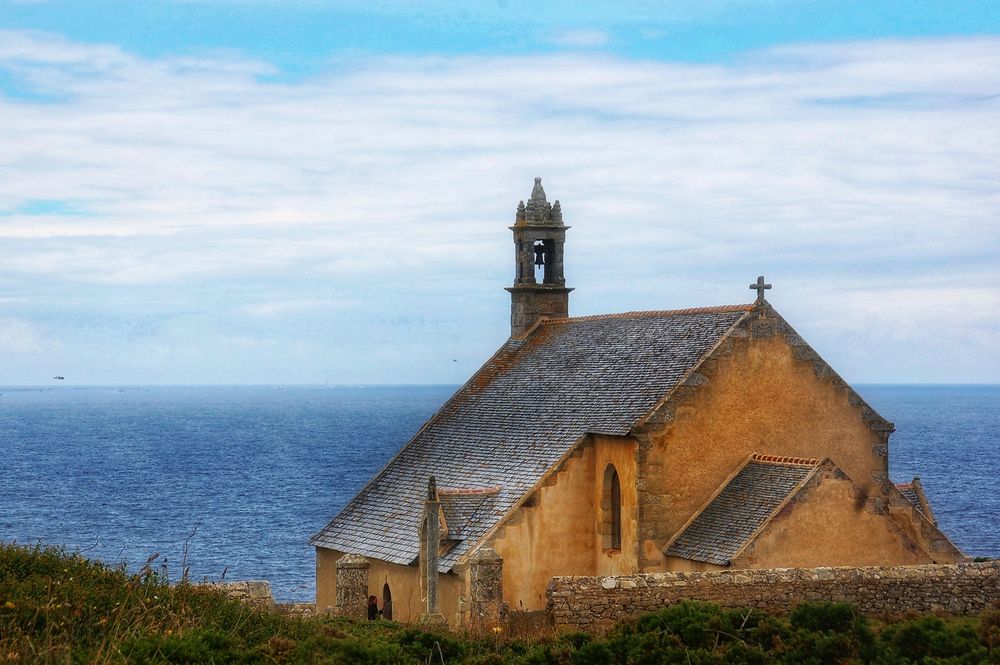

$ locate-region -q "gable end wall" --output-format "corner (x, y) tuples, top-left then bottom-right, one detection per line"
(634, 304), (892, 572)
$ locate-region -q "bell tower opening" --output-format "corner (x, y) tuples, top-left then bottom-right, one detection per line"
(505, 177), (572, 337)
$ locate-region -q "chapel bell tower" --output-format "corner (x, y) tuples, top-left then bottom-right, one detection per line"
(506, 177), (572, 338)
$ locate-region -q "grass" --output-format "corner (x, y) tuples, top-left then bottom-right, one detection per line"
(2, 542), (998, 663)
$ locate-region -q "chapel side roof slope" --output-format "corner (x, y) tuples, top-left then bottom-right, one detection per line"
(310, 305), (753, 571)
(665, 455), (822, 566)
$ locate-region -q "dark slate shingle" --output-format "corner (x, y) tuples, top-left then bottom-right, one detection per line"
(440, 489), (500, 540)
(311, 307), (751, 571)
(665, 458), (818, 566)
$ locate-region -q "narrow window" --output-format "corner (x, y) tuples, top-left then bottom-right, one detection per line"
(602, 464), (622, 551)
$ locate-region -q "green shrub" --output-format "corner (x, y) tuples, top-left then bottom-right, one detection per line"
(719, 640), (770, 665)
(566, 640), (612, 665)
(123, 628), (255, 664)
(979, 608), (1000, 657)
(784, 602), (876, 663)
(632, 601), (728, 650)
(559, 632), (593, 650)
(879, 615), (986, 664)
(397, 626), (467, 662)
(790, 602), (862, 635)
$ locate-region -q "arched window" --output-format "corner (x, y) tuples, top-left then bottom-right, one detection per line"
(602, 464), (622, 551)
(382, 583), (393, 620)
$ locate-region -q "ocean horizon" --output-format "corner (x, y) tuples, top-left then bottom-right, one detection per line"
(2, 383), (997, 602)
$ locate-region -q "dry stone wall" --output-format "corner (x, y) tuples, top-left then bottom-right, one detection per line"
(202, 581), (275, 610)
(335, 554), (370, 620)
(548, 562), (999, 629)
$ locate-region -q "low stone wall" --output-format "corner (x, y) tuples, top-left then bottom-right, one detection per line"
(199, 581), (317, 618)
(547, 562), (1000, 629)
(202, 580), (275, 610)
(277, 602), (317, 618)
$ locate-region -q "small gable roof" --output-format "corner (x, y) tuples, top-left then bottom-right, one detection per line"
(439, 487), (501, 541)
(665, 454), (823, 566)
(310, 305), (753, 571)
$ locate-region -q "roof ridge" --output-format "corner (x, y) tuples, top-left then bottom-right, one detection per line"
(438, 486), (502, 496)
(750, 453), (822, 467)
(541, 304), (754, 324)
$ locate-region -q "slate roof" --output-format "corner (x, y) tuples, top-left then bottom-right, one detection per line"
(665, 455), (821, 566)
(440, 487), (501, 540)
(310, 305), (752, 571)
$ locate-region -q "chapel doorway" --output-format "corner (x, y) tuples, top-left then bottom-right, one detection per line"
(382, 583), (393, 620)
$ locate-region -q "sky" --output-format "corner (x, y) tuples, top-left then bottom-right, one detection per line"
(0, 1), (998, 385)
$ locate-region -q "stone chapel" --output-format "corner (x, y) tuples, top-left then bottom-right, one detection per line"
(310, 178), (965, 626)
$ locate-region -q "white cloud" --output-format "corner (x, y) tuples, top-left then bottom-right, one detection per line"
(0, 31), (998, 382)
(547, 29), (610, 48)
(784, 285), (1000, 383)
(239, 298), (356, 318)
(0, 317), (49, 353)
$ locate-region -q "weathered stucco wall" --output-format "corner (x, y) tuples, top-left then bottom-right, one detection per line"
(548, 562), (1000, 629)
(489, 434), (638, 611)
(638, 311), (890, 571)
(315, 548), (464, 624)
(316, 547), (339, 613)
(886, 488), (965, 562)
(733, 469), (926, 568)
(593, 435), (639, 577)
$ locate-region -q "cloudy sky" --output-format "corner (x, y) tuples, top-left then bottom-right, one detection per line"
(1, 1), (998, 385)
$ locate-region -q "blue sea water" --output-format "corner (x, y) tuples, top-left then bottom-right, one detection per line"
(0, 384), (997, 602)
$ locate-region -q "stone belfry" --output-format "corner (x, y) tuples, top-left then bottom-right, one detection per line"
(505, 177), (572, 337)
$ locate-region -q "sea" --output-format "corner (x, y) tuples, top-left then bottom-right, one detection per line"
(1, 384), (997, 602)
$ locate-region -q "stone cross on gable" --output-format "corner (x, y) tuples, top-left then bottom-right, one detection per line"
(750, 275), (772, 300)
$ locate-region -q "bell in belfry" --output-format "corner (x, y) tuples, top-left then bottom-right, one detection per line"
(533, 242), (546, 267)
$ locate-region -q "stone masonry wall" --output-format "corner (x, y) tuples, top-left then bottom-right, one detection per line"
(548, 562), (1000, 629)
(202, 581), (275, 610)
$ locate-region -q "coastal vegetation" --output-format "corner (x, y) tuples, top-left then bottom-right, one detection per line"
(2, 543), (997, 664)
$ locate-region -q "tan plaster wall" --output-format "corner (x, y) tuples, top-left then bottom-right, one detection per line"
(490, 435), (638, 611)
(368, 557), (464, 624)
(593, 435), (640, 577)
(315, 547), (464, 624)
(886, 492), (965, 563)
(316, 547), (340, 614)
(733, 472), (926, 568)
(640, 332), (886, 570)
(661, 557), (726, 573)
